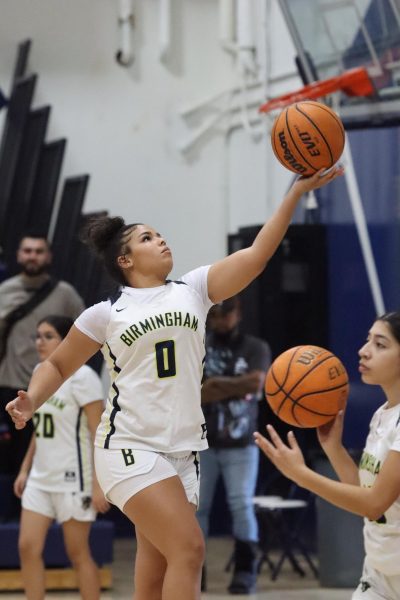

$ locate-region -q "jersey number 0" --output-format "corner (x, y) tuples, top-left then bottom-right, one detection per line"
(155, 340), (176, 378)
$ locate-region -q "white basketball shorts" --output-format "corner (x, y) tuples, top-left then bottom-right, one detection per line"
(94, 447), (200, 512)
(352, 558), (400, 600)
(22, 484), (96, 523)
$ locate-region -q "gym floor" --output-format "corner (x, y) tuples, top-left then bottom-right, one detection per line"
(0, 536), (354, 599)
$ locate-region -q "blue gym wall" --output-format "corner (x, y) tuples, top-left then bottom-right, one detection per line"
(210, 128), (400, 535)
(312, 126), (400, 448)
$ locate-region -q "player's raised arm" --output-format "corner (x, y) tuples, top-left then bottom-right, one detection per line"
(207, 166), (343, 303)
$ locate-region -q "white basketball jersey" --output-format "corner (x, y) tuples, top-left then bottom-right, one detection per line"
(75, 266), (213, 453)
(28, 365), (104, 493)
(360, 402), (400, 575)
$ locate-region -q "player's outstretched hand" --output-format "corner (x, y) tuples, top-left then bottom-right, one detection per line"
(6, 390), (34, 430)
(254, 425), (307, 484)
(293, 165), (344, 195)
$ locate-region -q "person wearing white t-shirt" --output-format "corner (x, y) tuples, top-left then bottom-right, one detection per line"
(14, 315), (109, 600)
(5, 167), (343, 600)
(255, 311), (400, 600)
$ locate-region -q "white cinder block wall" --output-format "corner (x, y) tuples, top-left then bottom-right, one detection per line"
(0, 0), (301, 277)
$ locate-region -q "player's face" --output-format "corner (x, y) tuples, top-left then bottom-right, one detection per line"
(358, 320), (400, 387)
(17, 238), (52, 276)
(123, 224), (173, 278)
(35, 323), (62, 361)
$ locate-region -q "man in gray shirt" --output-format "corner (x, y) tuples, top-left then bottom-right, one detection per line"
(0, 234), (84, 477)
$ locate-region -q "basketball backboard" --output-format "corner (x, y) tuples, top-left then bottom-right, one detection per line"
(277, 0), (400, 128)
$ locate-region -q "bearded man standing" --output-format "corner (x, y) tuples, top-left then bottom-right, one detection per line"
(0, 233), (84, 476)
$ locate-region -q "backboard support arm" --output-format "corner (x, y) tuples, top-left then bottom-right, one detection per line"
(260, 69), (386, 315)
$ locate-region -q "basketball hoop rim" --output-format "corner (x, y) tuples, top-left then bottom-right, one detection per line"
(259, 66), (376, 114)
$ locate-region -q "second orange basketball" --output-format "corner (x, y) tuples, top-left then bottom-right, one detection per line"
(271, 101), (345, 176)
(265, 345), (349, 428)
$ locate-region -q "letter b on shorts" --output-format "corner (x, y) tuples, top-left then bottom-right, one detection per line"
(121, 449), (135, 466)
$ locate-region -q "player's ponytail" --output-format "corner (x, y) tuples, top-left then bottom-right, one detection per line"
(81, 215), (140, 285)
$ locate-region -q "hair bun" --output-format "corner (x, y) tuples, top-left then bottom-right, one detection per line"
(82, 216), (126, 254)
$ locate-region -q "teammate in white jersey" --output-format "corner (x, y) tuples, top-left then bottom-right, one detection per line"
(6, 167), (342, 600)
(14, 316), (109, 600)
(255, 311), (400, 600)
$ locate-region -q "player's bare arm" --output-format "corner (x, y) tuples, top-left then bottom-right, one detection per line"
(6, 326), (101, 426)
(207, 167), (344, 303)
(255, 425), (400, 520)
(317, 412), (360, 485)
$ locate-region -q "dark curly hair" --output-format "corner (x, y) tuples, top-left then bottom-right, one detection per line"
(81, 216), (142, 285)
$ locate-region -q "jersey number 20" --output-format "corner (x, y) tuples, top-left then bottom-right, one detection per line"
(33, 413), (55, 438)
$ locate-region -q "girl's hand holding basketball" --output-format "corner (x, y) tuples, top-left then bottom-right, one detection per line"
(317, 410), (345, 453)
(6, 390), (34, 430)
(254, 425), (308, 484)
(293, 166), (344, 195)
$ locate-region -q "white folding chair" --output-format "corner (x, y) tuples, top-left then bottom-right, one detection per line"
(254, 487), (318, 581)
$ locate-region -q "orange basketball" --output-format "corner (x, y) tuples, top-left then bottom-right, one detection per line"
(265, 345), (349, 428)
(271, 101), (345, 176)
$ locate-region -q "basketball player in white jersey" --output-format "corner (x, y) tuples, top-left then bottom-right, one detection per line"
(6, 166), (342, 600)
(14, 315), (109, 600)
(255, 312), (400, 600)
